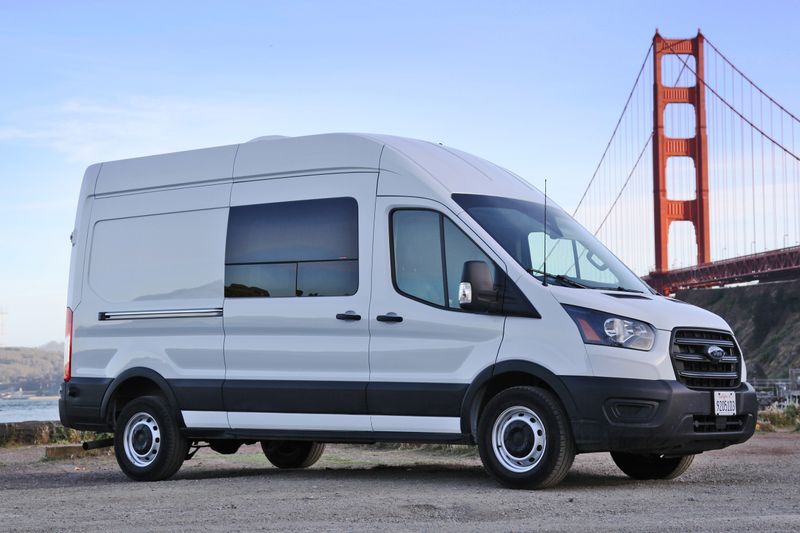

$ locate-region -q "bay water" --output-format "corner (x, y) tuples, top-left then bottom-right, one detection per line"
(0, 399), (60, 423)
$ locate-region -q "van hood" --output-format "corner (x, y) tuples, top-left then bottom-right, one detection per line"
(546, 285), (731, 332)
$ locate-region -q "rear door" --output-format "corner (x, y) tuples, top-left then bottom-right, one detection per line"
(367, 197), (506, 434)
(223, 173), (376, 432)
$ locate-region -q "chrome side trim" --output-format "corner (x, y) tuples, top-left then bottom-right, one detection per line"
(98, 308), (223, 321)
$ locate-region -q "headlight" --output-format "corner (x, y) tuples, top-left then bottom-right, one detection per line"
(562, 305), (655, 351)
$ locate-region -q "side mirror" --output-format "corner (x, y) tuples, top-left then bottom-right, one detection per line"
(459, 260), (498, 311)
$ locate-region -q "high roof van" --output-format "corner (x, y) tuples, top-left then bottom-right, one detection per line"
(60, 133), (757, 489)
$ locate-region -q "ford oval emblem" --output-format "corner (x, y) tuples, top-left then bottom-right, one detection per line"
(705, 345), (726, 361)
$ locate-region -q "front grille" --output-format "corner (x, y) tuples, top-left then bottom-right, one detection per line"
(670, 329), (741, 390)
(693, 415), (747, 433)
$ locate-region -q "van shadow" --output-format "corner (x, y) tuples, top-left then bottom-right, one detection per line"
(2, 462), (633, 491)
(174, 463), (491, 485)
(171, 462), (634, 489)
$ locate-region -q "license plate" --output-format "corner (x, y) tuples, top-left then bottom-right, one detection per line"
(714, 391), (736, 416)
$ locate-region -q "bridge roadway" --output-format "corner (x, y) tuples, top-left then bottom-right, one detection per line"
(645, 245), (800, 294)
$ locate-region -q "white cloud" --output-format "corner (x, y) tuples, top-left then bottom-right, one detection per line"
(0, 96), (314, 165)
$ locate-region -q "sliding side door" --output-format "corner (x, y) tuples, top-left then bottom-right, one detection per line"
(222, 173), (376, 432)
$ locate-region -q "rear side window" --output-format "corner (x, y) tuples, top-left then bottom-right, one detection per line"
(225, 197), (358, 297)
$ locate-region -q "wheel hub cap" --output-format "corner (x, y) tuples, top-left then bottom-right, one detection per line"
(123, 412), (161, 467)
(492, 406), (547, 473)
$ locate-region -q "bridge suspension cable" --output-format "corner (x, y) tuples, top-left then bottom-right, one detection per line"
(663, 39), (799, 162)
(574, 32), (800, 280)
(572, 44), (653, 218)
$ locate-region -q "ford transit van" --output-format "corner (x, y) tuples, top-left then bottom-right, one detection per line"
(60, 134), (757, 488)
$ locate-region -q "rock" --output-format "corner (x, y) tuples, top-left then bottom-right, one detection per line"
(44, 444), (112, 460)
(0, 421), (60, 446)
(44, 444), (86, 460)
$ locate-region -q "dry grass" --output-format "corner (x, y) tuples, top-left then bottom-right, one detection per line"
(0, 421), (109, 447)
(758, 404), (799, 430)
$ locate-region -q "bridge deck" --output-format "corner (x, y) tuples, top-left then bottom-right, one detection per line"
(644, 245), (800, 294)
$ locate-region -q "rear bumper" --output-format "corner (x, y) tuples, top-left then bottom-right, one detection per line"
(562, 376), (757, 455)
(59, 378), (113, 431)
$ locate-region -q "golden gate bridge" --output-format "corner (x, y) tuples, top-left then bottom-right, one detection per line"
(573, 30), (800, 294)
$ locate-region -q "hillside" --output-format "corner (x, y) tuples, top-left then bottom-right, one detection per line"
(0, 344), (63, 394)
(676, 279), (800, 379)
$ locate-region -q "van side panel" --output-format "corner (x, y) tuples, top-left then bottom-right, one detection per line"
(71, 182), (230, 412)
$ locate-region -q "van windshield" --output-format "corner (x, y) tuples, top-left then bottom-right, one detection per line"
(452, 194), (651, 293)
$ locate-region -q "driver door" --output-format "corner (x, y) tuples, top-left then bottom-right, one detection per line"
(367, 197), (506, 433)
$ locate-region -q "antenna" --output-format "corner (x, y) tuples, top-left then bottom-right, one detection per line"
(542, 178), (548, 287)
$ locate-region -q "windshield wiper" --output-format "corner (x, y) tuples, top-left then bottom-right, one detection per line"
(605, 286), (644, 294)
(526, 268), (589, 289)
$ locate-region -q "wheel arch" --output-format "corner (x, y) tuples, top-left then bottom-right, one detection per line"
(460, 360), (579, 438)
(100, 368), (184, 428)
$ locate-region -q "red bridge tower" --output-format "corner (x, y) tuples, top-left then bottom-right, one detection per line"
(652, 31), (711, 274)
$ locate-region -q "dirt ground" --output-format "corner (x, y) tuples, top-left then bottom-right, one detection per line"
(0, 433), (798, 532)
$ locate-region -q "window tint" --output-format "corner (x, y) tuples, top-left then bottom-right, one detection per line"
(226, 197), (358, 264)
(392, 210), (499, 310)
(225, 263), (296, 297)
(297, 261), (358, 297)
(443, 219), (496, 308)
(392, 210), (445, 306)
(225, 197), (358, 298)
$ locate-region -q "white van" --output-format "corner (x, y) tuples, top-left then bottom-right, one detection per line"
(60, 134), (757, 489)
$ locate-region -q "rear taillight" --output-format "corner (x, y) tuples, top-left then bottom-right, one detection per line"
(64, 307), (73, 382)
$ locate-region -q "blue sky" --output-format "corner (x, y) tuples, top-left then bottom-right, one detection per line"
(1, 1), (799, 345)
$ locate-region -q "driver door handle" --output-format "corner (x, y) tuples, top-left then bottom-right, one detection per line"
(376, 314), (403, 323)
(336, 313), (361, 321)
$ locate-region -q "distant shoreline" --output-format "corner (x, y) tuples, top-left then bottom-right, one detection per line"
(0, 396), (59, 401)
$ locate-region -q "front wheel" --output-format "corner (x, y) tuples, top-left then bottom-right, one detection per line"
(261, 441), (325, 469)
(114, 395), (188, 481)
(611, 452), (695, 480)
(477, 386), (575, 489)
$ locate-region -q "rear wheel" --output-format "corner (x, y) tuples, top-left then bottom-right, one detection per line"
(611, 452), (695, 480)
(114, 395), (188, 481)
(261, 441), (325, 469)
(477, 386), (575, 489)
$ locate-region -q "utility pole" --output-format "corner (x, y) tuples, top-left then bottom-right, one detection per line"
(0, 307), (7, 347)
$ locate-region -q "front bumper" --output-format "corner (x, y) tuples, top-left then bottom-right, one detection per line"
(561, 376), (757, 455)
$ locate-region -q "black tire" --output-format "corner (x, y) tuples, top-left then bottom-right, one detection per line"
(477, 386), (575, 489)
(611, 452), (695, 480)
(114, 395), (188, 481)
(261, 441), (325, 469)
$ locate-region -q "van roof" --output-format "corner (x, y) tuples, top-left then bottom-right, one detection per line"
(87, 133), (544, 204)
